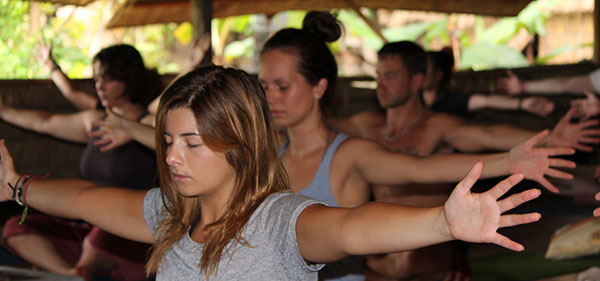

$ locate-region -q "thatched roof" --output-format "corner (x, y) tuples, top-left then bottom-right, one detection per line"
(43, 0), (95, 5)
(104, 0), (533, 28)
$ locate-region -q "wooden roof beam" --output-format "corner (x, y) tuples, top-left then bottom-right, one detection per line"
(345, 0), (388, 44)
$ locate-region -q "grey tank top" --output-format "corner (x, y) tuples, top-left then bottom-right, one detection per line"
(279, 133), (365, 281)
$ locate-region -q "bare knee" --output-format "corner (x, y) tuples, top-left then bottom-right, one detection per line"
(6, 234), (46, 252)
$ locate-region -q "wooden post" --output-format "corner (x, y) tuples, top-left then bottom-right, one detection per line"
(191, 0), (213, 65)
(594, 0), (600, 65)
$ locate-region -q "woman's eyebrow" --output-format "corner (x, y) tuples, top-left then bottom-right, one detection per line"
(180, 132), (201, 137)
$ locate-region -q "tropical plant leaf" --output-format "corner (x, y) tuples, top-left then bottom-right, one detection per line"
(459, 43), (528, 70)
(478, 18), (520, 45)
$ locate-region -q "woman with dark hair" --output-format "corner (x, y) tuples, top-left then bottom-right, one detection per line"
(259, 11), (574, 281)
(0, 64), (542, 280)
(0, 44), (161, 281)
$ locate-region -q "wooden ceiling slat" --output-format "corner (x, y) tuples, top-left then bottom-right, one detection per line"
(41, 0), (95, 5)
(99, 0), (533, 28)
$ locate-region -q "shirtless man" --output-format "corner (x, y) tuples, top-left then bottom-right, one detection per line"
(332, 41), (600, 280)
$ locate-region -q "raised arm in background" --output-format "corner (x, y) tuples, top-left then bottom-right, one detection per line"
(37, 41), (99, 110)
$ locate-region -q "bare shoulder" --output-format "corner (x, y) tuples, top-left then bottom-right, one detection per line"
(426, 111), (465, 129)
(334, 136), (383, 159)
(331, 110), (385, 138)
(350, 110), (385, 125)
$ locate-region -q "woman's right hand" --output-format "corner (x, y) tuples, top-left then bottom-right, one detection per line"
(0, 139), (21, 202)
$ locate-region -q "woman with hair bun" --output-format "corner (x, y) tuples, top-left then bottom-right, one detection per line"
(259, 11), (575, 281)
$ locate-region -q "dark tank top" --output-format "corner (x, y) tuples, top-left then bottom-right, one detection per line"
(79, 115), (157, 189)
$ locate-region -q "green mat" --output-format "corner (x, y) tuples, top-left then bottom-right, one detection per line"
(470, 252), (600, 281)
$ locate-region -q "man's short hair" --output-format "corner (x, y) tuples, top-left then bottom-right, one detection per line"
(378, 41), (427, 76)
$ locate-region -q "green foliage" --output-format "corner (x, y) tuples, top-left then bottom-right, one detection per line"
(459, 43), (528, 70)
(223, 37), (255, 61)
(477, 17), (523, 44)
(0, 0), (40, 79)
(174, 22), (193, 45)
(422, 17), (449, 47)
(284, 11), (307, 29)
(458, 0), (566, 70)
(535, 42), (593, 64)
(122, 23), (179, 74)
(338, 9), (380, 49)
(232, 15), (251, 34)
(0, 1), (88, 79)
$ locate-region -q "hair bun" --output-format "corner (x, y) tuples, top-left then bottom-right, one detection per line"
(302, 11), (342, 43)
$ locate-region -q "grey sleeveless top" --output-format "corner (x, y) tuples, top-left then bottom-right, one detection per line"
(279, 133), (365, 281)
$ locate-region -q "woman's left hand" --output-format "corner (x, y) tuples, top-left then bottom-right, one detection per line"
(88, 109), (131, 152)
(443, 162), (542, 252)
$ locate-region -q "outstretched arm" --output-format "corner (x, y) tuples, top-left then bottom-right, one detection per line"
(296, 162), (541, 263)
(351, 130), (574, 193)
(468, 94), (554, 117)
(0, 139), (153, 243)
(444, 108), (600, 153)
(497, 70), (594, 96)
(0, 99), (94, 143)
(38, 41), (98, 110)
(442, 118), (534, 152)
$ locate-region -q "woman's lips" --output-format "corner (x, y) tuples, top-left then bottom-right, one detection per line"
(172, 172), (190, 181)
(270, 110), (284, 117)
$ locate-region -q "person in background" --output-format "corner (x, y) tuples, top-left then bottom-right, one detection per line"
(332, 40), (600, 281)
(0, 64), (543, 280)
(423, 49), (554, 117)
(0, 44), (161, 281)
(38, 33), (211, 125)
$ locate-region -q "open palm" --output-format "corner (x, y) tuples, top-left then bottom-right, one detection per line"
(444, 162), (542, 251)
(508, 129), (575, 193)
(547, 107), (600, 152)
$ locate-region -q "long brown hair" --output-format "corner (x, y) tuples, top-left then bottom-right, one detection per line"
(146, 65), (289, 278)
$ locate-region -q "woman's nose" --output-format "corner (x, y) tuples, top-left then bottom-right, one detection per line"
(165, 145), (183, 167)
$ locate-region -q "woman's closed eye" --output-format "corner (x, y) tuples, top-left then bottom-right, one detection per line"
(187, 142), (202, 148)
